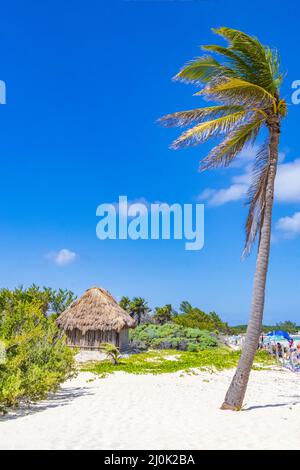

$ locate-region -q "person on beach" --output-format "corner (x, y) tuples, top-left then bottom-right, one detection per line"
(296, 344), (300, 361)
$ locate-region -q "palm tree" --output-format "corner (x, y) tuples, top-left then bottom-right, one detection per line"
(119, 296), (131, 312)
(158, 27), (287, 410)
(120, 297), (151, 325)
(130, 297), (151, 325)
(153, 304), (174, 325)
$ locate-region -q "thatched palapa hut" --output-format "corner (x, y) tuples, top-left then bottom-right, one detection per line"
(57, 287), (135, 351)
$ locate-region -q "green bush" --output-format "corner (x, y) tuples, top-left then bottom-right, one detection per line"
(130, 323), (218, 352)
(186, 343), (199, 352)
(174, 304), (232, 333)
(0, 292), (76, 412)
(0, 285), (76, 317)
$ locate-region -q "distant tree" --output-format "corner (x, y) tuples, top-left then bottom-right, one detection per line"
(0, 285), (76, 318)
(231, 323), (298, 335)
(153, 304), (175, 325)
(119, 296), (131, 312)
(230, 325), (248, 334)
(179, 301), (193, 314)
(47, 288), (77, 316)
(129, 297), (151, 325)
(119, 296), (151, 325)
(276, 321), (298, 334)
(175, 303), (231, 333)
(209, 311), (231, 333)
(0, 285), (49, 316)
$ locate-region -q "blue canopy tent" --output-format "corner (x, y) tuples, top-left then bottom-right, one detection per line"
(266, 330), (292, 342)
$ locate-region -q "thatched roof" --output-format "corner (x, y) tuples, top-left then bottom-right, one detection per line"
(57, 287), (136, 333)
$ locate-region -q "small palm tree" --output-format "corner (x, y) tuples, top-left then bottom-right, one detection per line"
(99, 342), (120, 365)
(158, 27), (287, 410)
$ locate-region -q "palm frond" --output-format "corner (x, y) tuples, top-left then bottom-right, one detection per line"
(196, 77), (275, 108)
(202, 45), (255, 80)
(213, 27), (266, 59)
(174, 55), (236, 85)
(212, 27), (282, 95)
(243, 139), (270, 256)
(170, 111), (248, 149)
(157, 105), (244, 127)
(200, 116), (264, 170)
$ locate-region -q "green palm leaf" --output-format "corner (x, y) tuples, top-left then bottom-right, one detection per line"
(157, 105), (244, 128)
(200, 116), (264, 170)
(213, 27), (281, 94)
(170, 111), (248, 149)
(196, 77), (275, 109)
(202, 45), (255, 80)
(174, 55), (236, 84)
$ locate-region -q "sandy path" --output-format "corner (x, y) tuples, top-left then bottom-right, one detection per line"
(0, 369), (299, 450)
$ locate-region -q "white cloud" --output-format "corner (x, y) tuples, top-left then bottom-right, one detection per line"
(276, 212), (300, 239)
(198, 170), (250, 206)
(199, 153), (300, 207)
(275, 159), (300, 203)
(200, 184), (248, 206)
(232, 170), (251, 185)
(47, 248), (77, 266)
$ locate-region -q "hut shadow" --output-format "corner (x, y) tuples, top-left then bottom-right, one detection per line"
(0, 386), (94, 422)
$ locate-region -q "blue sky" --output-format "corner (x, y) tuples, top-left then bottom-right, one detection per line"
(0, 0), (299, 324)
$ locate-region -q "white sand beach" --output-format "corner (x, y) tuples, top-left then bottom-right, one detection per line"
(0, 369), (299, 450)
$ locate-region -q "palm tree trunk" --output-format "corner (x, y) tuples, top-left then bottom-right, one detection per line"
(221, 119), (280, 410)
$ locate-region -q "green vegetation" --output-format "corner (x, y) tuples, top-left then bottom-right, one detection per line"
(275, 321), (298, 334)
(174, 301), (231, 333)
(231, 321), (299, 335)
(130, 323), (219, 352)
(119, 294), (299, 338)
(120, 296), (151, 325)
(84, 349), (276, 377)
(99, 342), (120, 365)
(0, 285), (76, 318)
(152, 304), (174, 325)
(0, 287), (76, 412)
(120, 297), (231, 333)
